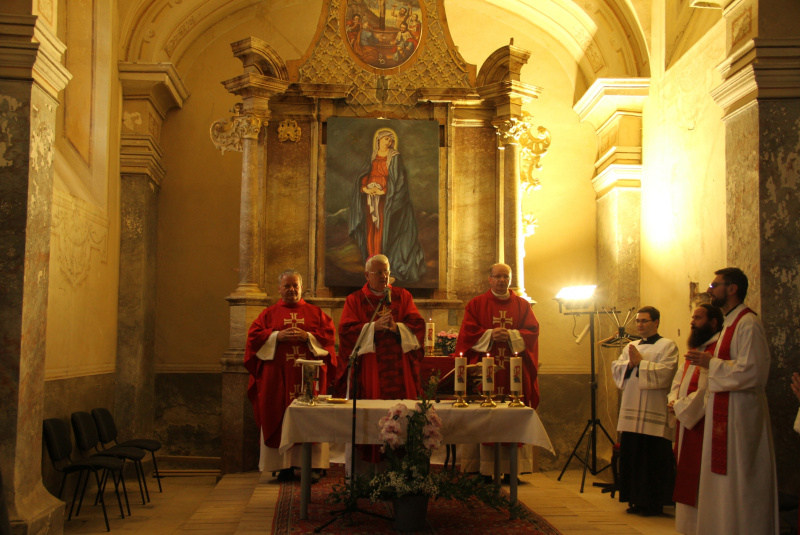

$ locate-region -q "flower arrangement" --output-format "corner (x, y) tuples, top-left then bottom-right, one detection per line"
(435, 330), (458, 356)
(328, 374), (529, 519)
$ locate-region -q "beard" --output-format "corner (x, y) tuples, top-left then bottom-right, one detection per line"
(710, 293), (726, 307)
(687, 323), (716, 350)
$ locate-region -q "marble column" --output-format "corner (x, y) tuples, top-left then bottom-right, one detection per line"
(213, 37), (291, 474)
(502, 140), (526, 298)
(710, 0), (800, 492)
(573, 78), (649, 458)
(0, 13), (71, 533)
(117, 63), (187, 439)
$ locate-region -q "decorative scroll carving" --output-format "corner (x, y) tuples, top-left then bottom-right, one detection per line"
(522, 213), (538, 237)
(51, 191), (109, 287)
(278, 119), (301, 143)
(209, 104), (264, 154)
(497, 112), (551, 194)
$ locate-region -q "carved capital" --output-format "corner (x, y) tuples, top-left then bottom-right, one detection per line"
(210, 106), (264, 154)
(496, 113), (551, 194)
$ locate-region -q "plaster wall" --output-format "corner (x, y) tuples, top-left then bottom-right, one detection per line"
(639, 22), (727, 354)
(45, 0), (121, 382)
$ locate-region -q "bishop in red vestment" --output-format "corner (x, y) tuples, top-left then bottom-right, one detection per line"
(337, 254), (425, 400)
(455, 263), (540, 476)
(244, 271), (336, 479)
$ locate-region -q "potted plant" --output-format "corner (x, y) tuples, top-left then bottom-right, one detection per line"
(328, 375), (528, 531)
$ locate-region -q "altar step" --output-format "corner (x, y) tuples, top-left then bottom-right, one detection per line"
(176, 471), (278, 535)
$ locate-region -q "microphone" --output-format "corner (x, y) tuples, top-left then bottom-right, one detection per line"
(384, 287), (392, 304)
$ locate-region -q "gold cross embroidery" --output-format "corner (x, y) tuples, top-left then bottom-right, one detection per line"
(284, 313), (305, 329)
(493, 311), (513, 329)
(494, 347), (509, 370)
(285, 345), (307, 364)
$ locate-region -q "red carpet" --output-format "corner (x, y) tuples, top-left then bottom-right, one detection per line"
(271, 465), (563, 534)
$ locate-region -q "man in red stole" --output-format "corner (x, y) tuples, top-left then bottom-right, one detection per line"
(685, 268), (778, 534)
(668, 304), (723, 535)
(455, 263), (540, 479)
(337, 254), (425, 400)
(244, 270), (336, 482)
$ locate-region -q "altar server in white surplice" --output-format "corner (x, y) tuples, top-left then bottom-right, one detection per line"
(685, 267), (778, 535)
(612, 306), (678, 517)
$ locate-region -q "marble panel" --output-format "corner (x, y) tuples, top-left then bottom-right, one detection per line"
(536, 374), (612, 473)
(154, 373), (222, 460)
(451, 126), (499, 301)
(116, 173), (159, 439)
(754, 99), (800, 494)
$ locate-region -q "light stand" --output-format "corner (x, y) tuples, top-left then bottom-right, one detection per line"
(314, 294), (392, 533)
(554, 288), (615, 493)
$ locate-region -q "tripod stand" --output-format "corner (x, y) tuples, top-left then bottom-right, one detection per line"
(314, 293), (392, 533)
(556, 306), (615, 492)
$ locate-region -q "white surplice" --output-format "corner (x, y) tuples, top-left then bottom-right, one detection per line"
(667, 333), (718, 535)
(612, 337), (679, 440)
(696, 303), (778, 535)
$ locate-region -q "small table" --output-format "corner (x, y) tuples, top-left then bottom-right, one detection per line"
(280, 399), (554, 519)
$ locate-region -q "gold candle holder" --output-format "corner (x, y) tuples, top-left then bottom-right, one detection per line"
(453, 393), (468, 407)
(425, 345), (435, 356)
(480, 390), (497, 407)
(508, 392), (525, 407)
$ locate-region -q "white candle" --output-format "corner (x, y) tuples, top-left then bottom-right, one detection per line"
(510, 356), (522, 393)
(454, 356), (467, 393)
(425, 321), (435, 349)
(482, 355), (495, 392)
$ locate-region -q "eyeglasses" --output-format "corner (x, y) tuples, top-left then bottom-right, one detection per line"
(490, 275), (510, 280)
(634, 319), (653, 324)
(369, 270), (390, 277)
(708, 282), (730, 289)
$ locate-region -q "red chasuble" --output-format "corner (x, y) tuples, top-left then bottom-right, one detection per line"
(455, 290), (540, 409)
(243, 299), (336, 449)
(338, 284), (425, 400)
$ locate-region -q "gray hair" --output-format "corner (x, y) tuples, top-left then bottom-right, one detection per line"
(365, 254), (390, 272)
(488, 263), (512, 276)
(278, 269), (303, 285)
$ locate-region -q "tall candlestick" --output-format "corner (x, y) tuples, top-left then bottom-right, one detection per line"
(482, 355), (495, 392)
(510, 355), (522, 393)
(425, 321), (435, 355)
(454, 356), (467, 393)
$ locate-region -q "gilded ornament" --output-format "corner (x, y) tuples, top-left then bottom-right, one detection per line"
(278, 120), (301, 143)
(497, 113), (551, 195)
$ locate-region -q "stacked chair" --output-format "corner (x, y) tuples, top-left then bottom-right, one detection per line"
(70, 411), (149, 508)
(42, 418), (127, 531)
(91, 407), (164, 492)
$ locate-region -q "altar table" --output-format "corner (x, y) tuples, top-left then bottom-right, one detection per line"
(280, 399), (555, 519)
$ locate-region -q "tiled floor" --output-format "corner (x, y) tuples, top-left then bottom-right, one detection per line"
(61, 468), (677, 534)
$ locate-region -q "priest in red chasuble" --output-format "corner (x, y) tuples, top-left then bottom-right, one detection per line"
(455, 262), (540, 477)
(244, 270), (337, 481)
(337, 254), (425, 400)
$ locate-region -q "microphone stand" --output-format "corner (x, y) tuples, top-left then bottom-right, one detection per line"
(315, 290), (393, 532)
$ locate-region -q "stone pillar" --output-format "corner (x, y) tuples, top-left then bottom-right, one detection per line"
(0, 13), (71, 534)
(574, 77), (649, 453)
(117, 63), (187, 438)
(477, 43), (543, 300)
(710, 0), (800, 493)
(212, 37), (290, 474)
